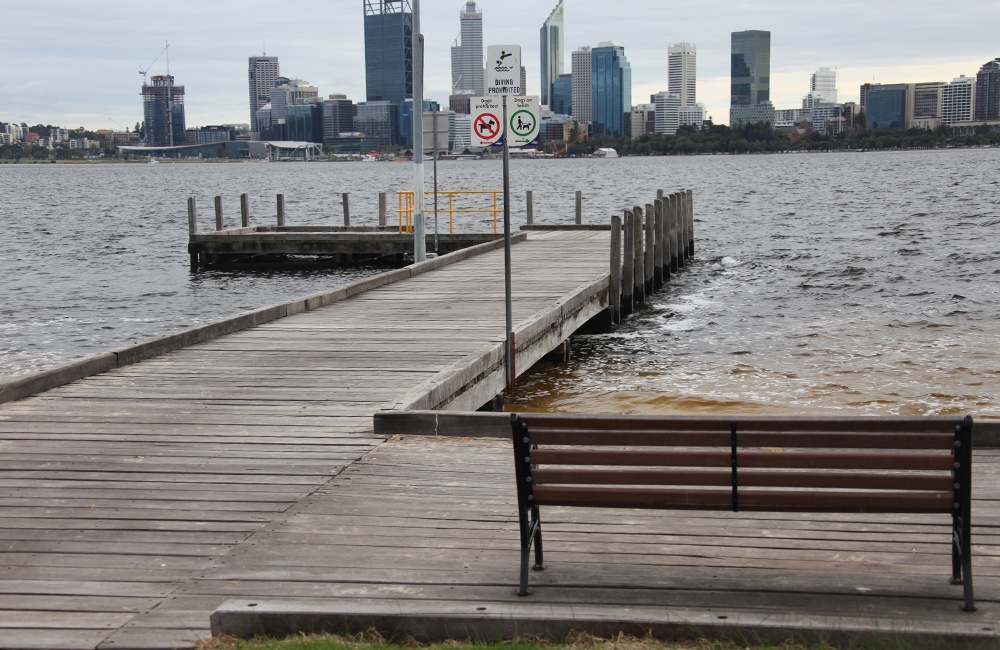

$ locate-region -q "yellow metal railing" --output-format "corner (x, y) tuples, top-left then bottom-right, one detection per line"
(396, 190), (501, 234)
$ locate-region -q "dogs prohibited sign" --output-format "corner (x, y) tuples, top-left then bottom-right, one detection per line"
(508, 96), (540, 147)
(471, 98), (503, 147)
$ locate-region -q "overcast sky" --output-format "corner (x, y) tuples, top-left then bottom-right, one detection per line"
(2, 1), (997, 131)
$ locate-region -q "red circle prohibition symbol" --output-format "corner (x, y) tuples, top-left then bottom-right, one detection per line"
(474, 113), (501, 139)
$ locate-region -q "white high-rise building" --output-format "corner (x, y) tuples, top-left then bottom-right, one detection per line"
(450, 2), (484, 96)
(540, 0), (564, 106)
(803, 67), (837, 108)
(653, 91), (681, 135)
(571, 46), (592, 123)
(679, 103), (707, 129)
(249, 55), (279, 137)
(941, 75), (976, 125)
(668, 42), (696, 106)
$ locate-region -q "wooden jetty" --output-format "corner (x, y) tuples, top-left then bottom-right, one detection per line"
(1, 193), (997, 649)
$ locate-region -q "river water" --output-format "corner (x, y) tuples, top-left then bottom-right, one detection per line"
(2, 150), (998, 418)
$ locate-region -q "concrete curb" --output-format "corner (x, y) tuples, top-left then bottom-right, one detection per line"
(210, 599), (999, 648)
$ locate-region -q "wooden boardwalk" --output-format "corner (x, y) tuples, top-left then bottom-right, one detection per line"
(0, 230), (612, 649)
(1, 229), (997, 649)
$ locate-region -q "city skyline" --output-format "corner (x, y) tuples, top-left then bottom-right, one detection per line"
(2, 0), (997, 130)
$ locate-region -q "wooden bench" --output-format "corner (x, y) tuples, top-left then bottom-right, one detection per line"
(509, 413), (976, 612)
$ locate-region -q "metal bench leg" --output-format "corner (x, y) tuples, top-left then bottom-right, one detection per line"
(518, 516), (541, 596)
(532, 506), (545, 572)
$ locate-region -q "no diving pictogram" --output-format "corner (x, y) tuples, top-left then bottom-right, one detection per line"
(475, 113), (501, 140)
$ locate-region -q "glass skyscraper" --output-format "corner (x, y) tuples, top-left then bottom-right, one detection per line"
(539, 1), (564, 106)
(248, 55), (279, 135)
(363, 0), (413, 104)
(591, 42), (631, 137)
(730, 30), (771, 125)
(141, 75), (185, 146)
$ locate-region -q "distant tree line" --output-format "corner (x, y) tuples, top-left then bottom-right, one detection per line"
(550, 121), (1000, 157)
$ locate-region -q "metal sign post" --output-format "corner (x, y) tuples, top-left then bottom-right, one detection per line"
(486, 44), (521, 395)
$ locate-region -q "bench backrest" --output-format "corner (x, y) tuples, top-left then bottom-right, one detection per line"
(511, 414), (973, 515)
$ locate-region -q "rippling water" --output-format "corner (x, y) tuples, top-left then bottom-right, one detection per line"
(2, 151), (998, 418)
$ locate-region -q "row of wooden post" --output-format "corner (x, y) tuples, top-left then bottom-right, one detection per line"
(523, 190), (584, 226)
(608, 189), (694, 324)
(187, 193), (391, 235)
(190, 189), (599, 234)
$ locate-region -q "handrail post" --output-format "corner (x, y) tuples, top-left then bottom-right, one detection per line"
(378, 192), (387, 227)
(240, 193), (250, 228)
(575, 190), (582, 225)
(214, 195), (223, 231)
(276, 193), (285, 227)
(342, 192), (350, 227)
(526, 190), (534, 226)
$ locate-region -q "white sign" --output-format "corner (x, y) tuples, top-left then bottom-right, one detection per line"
(421, 111), (449, 154)
(486, 45), (522, 96)
(471, 97), (503, 147)
(508, 96), (540, 147)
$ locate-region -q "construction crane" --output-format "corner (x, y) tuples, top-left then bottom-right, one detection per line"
(139, 41), (170, 85)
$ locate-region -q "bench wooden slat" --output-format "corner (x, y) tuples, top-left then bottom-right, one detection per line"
(533, 468), (954, 492)
(529, 428), (954, 450)
(520, 414), (962, 434)
(532, 485), (953, 513)
(531, 449), (954, 472)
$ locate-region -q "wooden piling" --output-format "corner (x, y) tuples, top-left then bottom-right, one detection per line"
(276, 194), (285, 227)
(526, 190), (534, 226)
(653, 200), (664, 290)
(668, 193), (679, 273)
(687, 189), (695, 256)
(610, 214), (622, 324)
(214, 196), (223, 232)
(342, 193), (350, 227)
(188, 197), (198, 271)
(378, 192), (387, 227)
(658, 198), (670, 282)
(187, 197), (197, 236)
(678, 190), (688, 267)
(621, 210), (634, 319)
(575, 190), (583, 225)
(240, 193), (250, 227)
(644, 203), (655, 298)
(632, 205), (644, 304)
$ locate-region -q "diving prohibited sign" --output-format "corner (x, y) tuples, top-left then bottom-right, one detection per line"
(486, 45), (522, 96)
(471, 97), (503, 147)
(508, 96), (540, 147)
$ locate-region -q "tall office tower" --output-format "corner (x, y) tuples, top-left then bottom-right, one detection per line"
(591, 42), (631, 137)
(810, 67), (837, 104)
(141, 75), (185, 146)
(363, 0), (413, 104)
(552, 73), (572, 115)
(864, 83), (908, 130)
(730, 30), (772, 125)
(249, 55), (279, 135)
(540, 0), (564, 106)
(571, 46), (592, 122)
(941, 76), (976, 125)
(653, 91), (680, 135)
(450, 2), (484, 95)
(974, 58), (1000, 121)
(668, 42), (696, 106)
(322, 94), (357, 142)
(908, 81), (943, 129)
